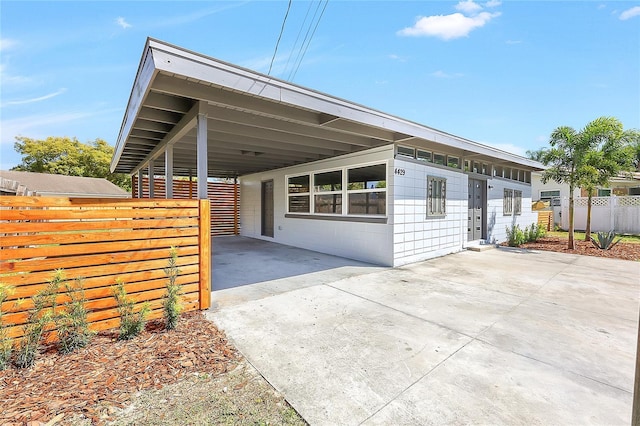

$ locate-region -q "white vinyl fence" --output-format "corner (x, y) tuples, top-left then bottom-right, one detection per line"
(561, 195), (640, 234)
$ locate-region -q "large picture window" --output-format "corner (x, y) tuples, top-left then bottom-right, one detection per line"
(347, 164), (386, 215)
(288, 175), (310, 213)
(286, 163), (387, 217)
(427, 176), (446, 216)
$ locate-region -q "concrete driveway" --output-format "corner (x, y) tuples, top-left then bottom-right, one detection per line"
(207, 240), (640, 425)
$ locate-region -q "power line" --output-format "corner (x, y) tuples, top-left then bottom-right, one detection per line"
(268, 0), (292, 76)
(289, 0), (329, 82)
(283, 1), (315, 78)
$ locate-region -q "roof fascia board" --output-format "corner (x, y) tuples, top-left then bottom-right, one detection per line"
(111, 38), (159, 173)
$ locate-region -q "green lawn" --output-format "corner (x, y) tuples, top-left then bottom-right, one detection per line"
(547, 231), (640, 244)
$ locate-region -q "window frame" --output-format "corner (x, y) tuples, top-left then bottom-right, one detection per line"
(503, 188), (514, 216)
(285, 161), (388, 218)
(287, 174), (311, 213)
(426, 176), (447, 217)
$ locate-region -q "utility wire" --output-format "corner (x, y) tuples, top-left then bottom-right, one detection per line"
(290, 0), (329, 81)
(268, 0), (292, 76)
(283, 1), (314, 78)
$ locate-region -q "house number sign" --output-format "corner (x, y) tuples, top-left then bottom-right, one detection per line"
(394, 168), (406, 176)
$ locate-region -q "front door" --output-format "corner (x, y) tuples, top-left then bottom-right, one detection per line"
(467, 179), (485, 241)
(261, 180), (274, 237)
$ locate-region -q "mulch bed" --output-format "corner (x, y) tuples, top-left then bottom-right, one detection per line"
(0, 311), (239, 425)
(514, 236), (640, 261)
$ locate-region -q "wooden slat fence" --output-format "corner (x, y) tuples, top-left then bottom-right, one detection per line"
(537, 210), (552, 231)
(0, 197), (211, 341)
(132, 178), (239, 236)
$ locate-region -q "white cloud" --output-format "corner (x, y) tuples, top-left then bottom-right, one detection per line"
(0, 38), (18, 52)
(485, 0), (501, 8)
(398, 11), (501, 40)
(506, 39), (522, 45)
(1, 88), (67, 107)
(431, 70), (464, 78)
(0, 110), (102, 145)
(455, 0), (483, 14)
(619, 6), (640, 20)
(597, 4), (607, 10)
(115, 17), (132, 29)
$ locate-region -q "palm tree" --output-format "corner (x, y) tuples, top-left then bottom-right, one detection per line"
(578, 118), (638, 241)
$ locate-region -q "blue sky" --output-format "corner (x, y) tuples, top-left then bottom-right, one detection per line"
(1, 1), (639, 171)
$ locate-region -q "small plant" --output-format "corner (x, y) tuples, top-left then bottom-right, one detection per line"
(506, 224), (526, 247)
(163, 247), (182, 330)
(15, 271), (60, 368)
(0, 283), (15, 370)
(113, 280), (149, 340)
(590, 231), (621, 250)
(56, 278), (94, 354)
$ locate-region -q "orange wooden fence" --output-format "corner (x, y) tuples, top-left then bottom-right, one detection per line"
(537, 210), (553, 231)
(0, 197), (211, 341)
(132, 178), (239, 236)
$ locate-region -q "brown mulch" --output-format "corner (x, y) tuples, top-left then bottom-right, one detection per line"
(0, 311), (240, 425)
(513, 236), (640, 261)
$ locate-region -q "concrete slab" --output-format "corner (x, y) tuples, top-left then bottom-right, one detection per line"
(206, 242), (639, 425)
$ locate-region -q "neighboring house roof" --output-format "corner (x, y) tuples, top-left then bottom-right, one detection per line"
(0, 170), (130, 198)
(111, 38), (543, 178)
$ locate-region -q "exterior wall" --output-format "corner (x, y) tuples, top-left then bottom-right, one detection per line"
(239, 146), (395, 266)
(486, 178), (537, 243)
(391, 158), (467, 266)
(531, 172), (579, 201)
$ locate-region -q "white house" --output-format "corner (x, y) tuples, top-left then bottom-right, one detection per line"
(111, 38), (543, 266)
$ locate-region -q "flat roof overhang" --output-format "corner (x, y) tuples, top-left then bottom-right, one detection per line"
(111, 38), (544, 178)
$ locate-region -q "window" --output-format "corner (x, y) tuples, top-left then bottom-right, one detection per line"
(314, 170), (342, 214)
(597, 188), (611, 197)
(397, 146), (415, 158)
(427, 176), (446, 216)
(433, 153), (446, 166)
(514, 190), (522, 215)
(288, 175), (310, 213)
(347, 164), (386, 215)
(504, 189), (514, 215)
(447, 156), (459, 169)
(540, 190), (560, 201)
(417, 149), (432, 162)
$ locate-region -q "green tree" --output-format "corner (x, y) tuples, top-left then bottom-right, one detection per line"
(525, 148), (547, 162)
(577, 118), (638, 241)
(12, 136), (131, 190)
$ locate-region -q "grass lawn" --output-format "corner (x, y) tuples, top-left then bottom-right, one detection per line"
(547, 231), (640, 244)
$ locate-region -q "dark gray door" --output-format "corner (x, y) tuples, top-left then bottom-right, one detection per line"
(467, 179), (485, 241)
(261, 180), (274, 237)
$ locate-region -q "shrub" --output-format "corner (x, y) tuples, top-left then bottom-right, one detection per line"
(591, 231), (621, 250)
(113, 280), (149, 340)
(15, 271), (60, 368)
(56, 278), (94, 354)
(0, 283), (15, 370)
(506, 225), (526, 247)
(163, 247), (183, 330)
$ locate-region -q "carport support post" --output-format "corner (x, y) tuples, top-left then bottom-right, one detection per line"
(137, 170), (143, 198)
(196, 108), (208, 199)
(165, 146), (174, 199)
(148, 160), (155, 198)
